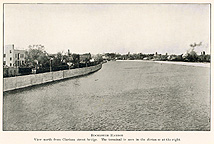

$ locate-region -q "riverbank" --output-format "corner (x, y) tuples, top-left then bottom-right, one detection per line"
(155, 61), (210, 68)
(116, 60), (210, 68)
(3, 63), (102, 92)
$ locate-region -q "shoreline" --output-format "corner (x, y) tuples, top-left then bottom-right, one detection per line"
(154, 61), (210, 68)
(116, 60), (210, 68)
(3, 64), (102, 92)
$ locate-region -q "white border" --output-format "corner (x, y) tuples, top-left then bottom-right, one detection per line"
(0, 1), (213, 144)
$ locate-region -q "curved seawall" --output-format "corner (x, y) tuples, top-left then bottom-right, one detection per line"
(3, 63), (102, 92)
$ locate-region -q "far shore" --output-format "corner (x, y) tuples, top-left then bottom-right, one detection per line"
(116, 60), (210, 68)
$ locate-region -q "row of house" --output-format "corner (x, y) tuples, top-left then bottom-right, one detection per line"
(102, 51), (210, 62)
(3, 44), (94, 77)
(4, 44), (210, 70)
(4, 45), (94, 68)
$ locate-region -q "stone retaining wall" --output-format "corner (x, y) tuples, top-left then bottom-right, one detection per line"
(3, 64), (102, 92)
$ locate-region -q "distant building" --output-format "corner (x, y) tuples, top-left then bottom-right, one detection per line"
(3, 44), (26, 67)
(79, 53), (91, 63)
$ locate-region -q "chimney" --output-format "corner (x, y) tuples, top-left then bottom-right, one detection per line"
(68, 49), (70, 56)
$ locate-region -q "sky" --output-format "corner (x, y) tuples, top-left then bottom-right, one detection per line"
(4, 4), (210, 55)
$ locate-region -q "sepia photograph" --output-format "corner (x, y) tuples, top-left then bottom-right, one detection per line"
(2, 2), (211, 134)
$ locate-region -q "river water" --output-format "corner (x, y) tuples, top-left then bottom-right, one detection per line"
(3, 61), (210, 131)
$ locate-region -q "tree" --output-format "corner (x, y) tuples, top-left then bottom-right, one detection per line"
(25, 45), (49, 68)
(184, 52), (198, 62)
(52, 52), (63, 66)
(183, 42), (201, 62)
(71, 54), (80, 68)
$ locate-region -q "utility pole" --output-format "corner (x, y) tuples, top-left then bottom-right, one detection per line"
(50, 58), (53, 72)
